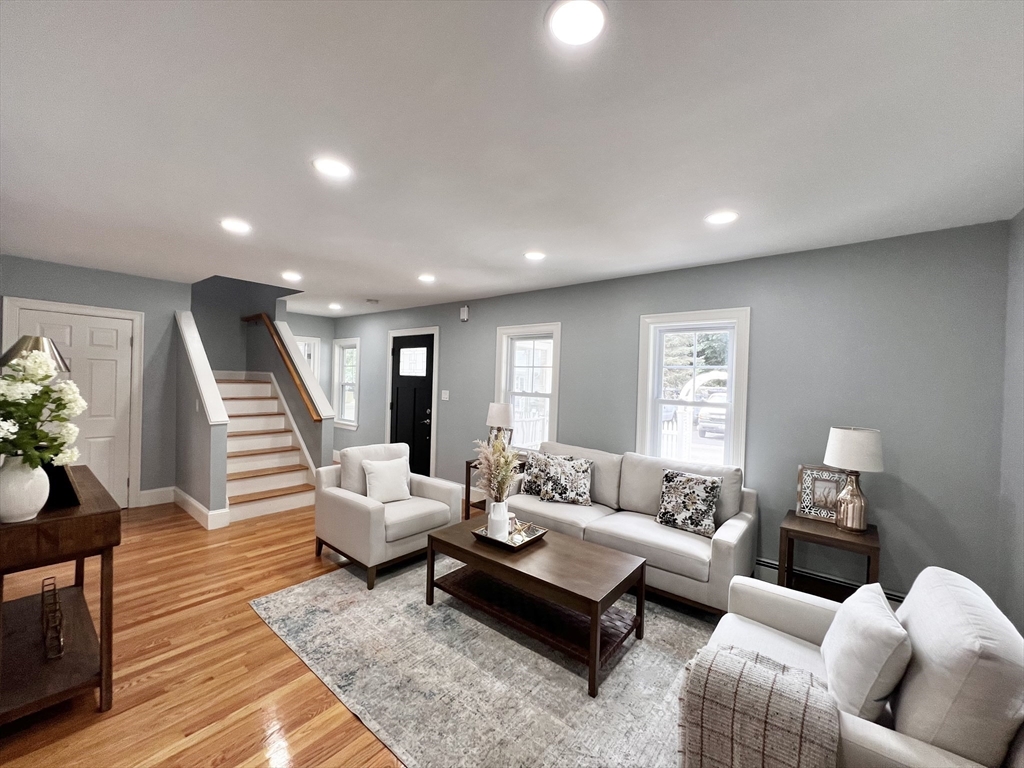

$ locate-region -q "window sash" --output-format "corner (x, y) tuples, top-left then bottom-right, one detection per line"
(333, 339), (359, 427)
(496, 324), (560, 450)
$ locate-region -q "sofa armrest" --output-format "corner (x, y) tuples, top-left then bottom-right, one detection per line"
(410, 474), (463, 525)
(315, 486), (386, 566)
(839, 711), (986, 768)
(707, 510), (758, 610)
(728, 576), (840, 646)
(315, 464), (341, 491)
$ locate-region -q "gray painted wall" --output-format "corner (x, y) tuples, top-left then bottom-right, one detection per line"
(334, 222), (1015, 614)
(0, 253), (190, 490)
(999, 210), (1024, 630)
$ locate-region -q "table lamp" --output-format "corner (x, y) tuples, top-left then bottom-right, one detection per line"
(486, 402), (514, 446)
(824, 427), (883, 533)
(0, 335), (70, 377)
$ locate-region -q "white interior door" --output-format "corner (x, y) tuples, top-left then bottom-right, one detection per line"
(15, 308), (133, 507)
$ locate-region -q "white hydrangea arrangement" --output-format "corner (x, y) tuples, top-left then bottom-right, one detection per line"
(0, 350), (88, 469)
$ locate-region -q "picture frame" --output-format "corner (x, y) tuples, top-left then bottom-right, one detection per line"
(796, 464), (847, 521)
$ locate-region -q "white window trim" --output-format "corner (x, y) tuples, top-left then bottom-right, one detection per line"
(332, 338), (360, 430)
(635, 308), (750, 470)
(293, 335), (321, 380)
(495, 322), (561, 447)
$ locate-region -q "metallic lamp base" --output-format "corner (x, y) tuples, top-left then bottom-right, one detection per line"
(835, 471), (868, 533)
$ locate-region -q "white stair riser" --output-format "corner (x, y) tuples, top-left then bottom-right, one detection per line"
(224, 399), (281, 416)
(227, 414), (287, 433)
(227, 469), (310, 496)
(227, 451), (301, 473)
(230, 491), (314, 521)
(218, 382), (272, 399)
(226, 432), (294, 452)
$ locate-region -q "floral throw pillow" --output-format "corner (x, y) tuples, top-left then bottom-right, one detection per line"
(521, 452), (573, 496)
(540, 455), (593, 506)
(657, 470), (722, 538)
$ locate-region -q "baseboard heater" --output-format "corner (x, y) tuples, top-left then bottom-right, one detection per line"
(755, 557), (905, 603)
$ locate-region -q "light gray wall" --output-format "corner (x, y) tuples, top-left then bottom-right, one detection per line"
(999, 209), (1024, 630)
(334, 222), (1015, 611)
(277, 302), (336, 395)
(0, 253), (191, 490)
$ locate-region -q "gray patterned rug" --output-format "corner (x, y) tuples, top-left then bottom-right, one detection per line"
(250, 556), (715, 768)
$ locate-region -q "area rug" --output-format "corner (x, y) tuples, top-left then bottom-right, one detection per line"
(250, 557), (715, 768)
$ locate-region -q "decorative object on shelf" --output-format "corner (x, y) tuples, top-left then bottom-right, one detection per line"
(796, 464), (847, 521)
(0, 344), (88, 523)
(471, 521), (549, 551)
(485, 402), (514, 446)
(824, 427), (884, 533)
(41, 576), (65, 660)
(474, 432), (521, 541)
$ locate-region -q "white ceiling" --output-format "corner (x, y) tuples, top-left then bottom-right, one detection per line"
(1, 1), (1021, 317)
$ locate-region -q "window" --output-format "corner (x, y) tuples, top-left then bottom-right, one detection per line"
(495, 323), (561, 450)
(332, 338), (360, 429)
(636, 308), (749, 468)
(293, 336), (321, 380)
(399, 346), (427, 377)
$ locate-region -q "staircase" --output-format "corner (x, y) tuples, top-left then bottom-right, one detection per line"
(219, 378), (315, 521)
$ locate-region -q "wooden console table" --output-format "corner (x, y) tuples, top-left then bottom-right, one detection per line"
(0, 465), (121, 725)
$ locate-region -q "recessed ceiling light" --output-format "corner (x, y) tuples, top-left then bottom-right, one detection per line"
(418, 274), (436, 283)
(220, 217), (252, 235)
(525, 251), (547, 261)
(312, 156), (353, 180)
(281, 271), (302, 283)
(548, 0), (605, 46)
(328, 302), (342, 311)
(704, 210), (739, 225)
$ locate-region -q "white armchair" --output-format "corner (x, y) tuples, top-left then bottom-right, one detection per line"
(314, 443), (461, 589)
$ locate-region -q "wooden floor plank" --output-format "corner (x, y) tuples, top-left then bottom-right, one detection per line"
(0, 504), (400, 767)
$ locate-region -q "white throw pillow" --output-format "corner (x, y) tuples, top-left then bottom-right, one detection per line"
(820, 583), (912, 721)
(361, 457), (411, 504)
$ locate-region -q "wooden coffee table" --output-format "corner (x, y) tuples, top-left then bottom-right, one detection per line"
(426, 519), (646, 697)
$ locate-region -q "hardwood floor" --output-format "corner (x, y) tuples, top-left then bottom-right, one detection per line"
(0, 504), (401, 767)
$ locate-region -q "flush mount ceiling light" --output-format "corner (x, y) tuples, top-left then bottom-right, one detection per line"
(328, 302), (342, 311)
(704, 210), (739, 225)
(418, 274), (436, 283)
(548, 0), (605, 45)
(220, 217), (252, 235)
(524, 251), (547, 261)
(312, 156), (353, 180)
(281, 271), (302, 283)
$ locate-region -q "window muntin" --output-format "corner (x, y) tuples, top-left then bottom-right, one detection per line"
(333, 338), (359, 427)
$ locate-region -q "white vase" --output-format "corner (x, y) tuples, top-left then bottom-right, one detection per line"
(0, 457), (50, 523)
(487, 499), (509, 541)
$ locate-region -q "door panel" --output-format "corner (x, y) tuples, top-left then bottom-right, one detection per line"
(16, 308), (133, 507)
(390, 334), (434, 476)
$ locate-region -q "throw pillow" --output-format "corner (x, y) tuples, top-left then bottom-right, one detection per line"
(522, 452), (552, 496)
(539, 455), (593, 505)
(362, 457), (411, 504)
(656, 470), (721, 538)
(820, 583), (912, 721)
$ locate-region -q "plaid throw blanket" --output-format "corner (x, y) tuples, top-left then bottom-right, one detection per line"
(680, 645), (839, 768)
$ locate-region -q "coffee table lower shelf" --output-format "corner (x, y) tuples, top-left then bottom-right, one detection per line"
(434, 566), (639, 670)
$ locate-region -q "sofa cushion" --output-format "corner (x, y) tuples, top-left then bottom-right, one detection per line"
(820, 583), (912, 721)
(583, 510), (711, 582)
(383, 497), (450, 542)
(339, 443), (409, 495)
(540, 441), (622, 509)
(656, 470), (721, 538)
(710, 613), (827, 678)
(507, 493), (615, 539)
(892, 567), (1024, 768)
(362, 457), (412, 504)
(539, 455), (593, 505)
(619, 452), (742, 526)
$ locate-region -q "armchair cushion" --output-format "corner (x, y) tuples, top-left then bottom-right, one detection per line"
(362, 457), (411, 503)
(709, 612), (826, 677)
(339, 443), (409, 495)
(383, 497), (450, 542)
(583, 510), (712, 581)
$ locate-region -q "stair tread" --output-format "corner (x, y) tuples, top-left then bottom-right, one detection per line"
(227, 464), (308, 481)
(229, 411), (284, 418)
(227, 446), (301, 458)
(216, 379), (266, 384)
(227, 428), (293, 437)
(229, 484), (315, 505)
(222, 396), (278, 401)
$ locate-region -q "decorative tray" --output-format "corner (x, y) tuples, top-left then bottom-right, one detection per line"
(472, 522), (548, 551)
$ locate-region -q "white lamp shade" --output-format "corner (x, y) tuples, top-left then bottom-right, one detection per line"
(486, 402), (514, 428)
(824, 427), (883, 473)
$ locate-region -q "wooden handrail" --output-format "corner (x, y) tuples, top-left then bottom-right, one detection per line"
(241, 313), (323, 423)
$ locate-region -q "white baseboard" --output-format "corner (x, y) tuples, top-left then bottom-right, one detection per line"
(173, 487), (230, 530)
(136, 486), (175, 507)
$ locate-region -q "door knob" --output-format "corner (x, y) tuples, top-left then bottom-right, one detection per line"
(421, 418), (431, 425)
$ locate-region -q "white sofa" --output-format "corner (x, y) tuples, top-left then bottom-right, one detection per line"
(694, 574), (1024, 768)
(507, 441), (757, 613)
(314, 443), (462, 589)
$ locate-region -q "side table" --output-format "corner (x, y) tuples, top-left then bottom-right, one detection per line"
(778, 509), (879, 590)
(0, 465), (121, 726)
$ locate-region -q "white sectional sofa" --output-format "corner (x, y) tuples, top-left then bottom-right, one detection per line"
(506, 441), (757, 613)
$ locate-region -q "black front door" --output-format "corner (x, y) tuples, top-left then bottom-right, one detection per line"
(390, 334), (434, 475)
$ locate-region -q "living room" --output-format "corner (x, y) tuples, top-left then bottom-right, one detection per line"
(1, 1), (1022, 767)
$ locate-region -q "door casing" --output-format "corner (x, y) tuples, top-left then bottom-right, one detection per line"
(383, 326), (439, 476)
